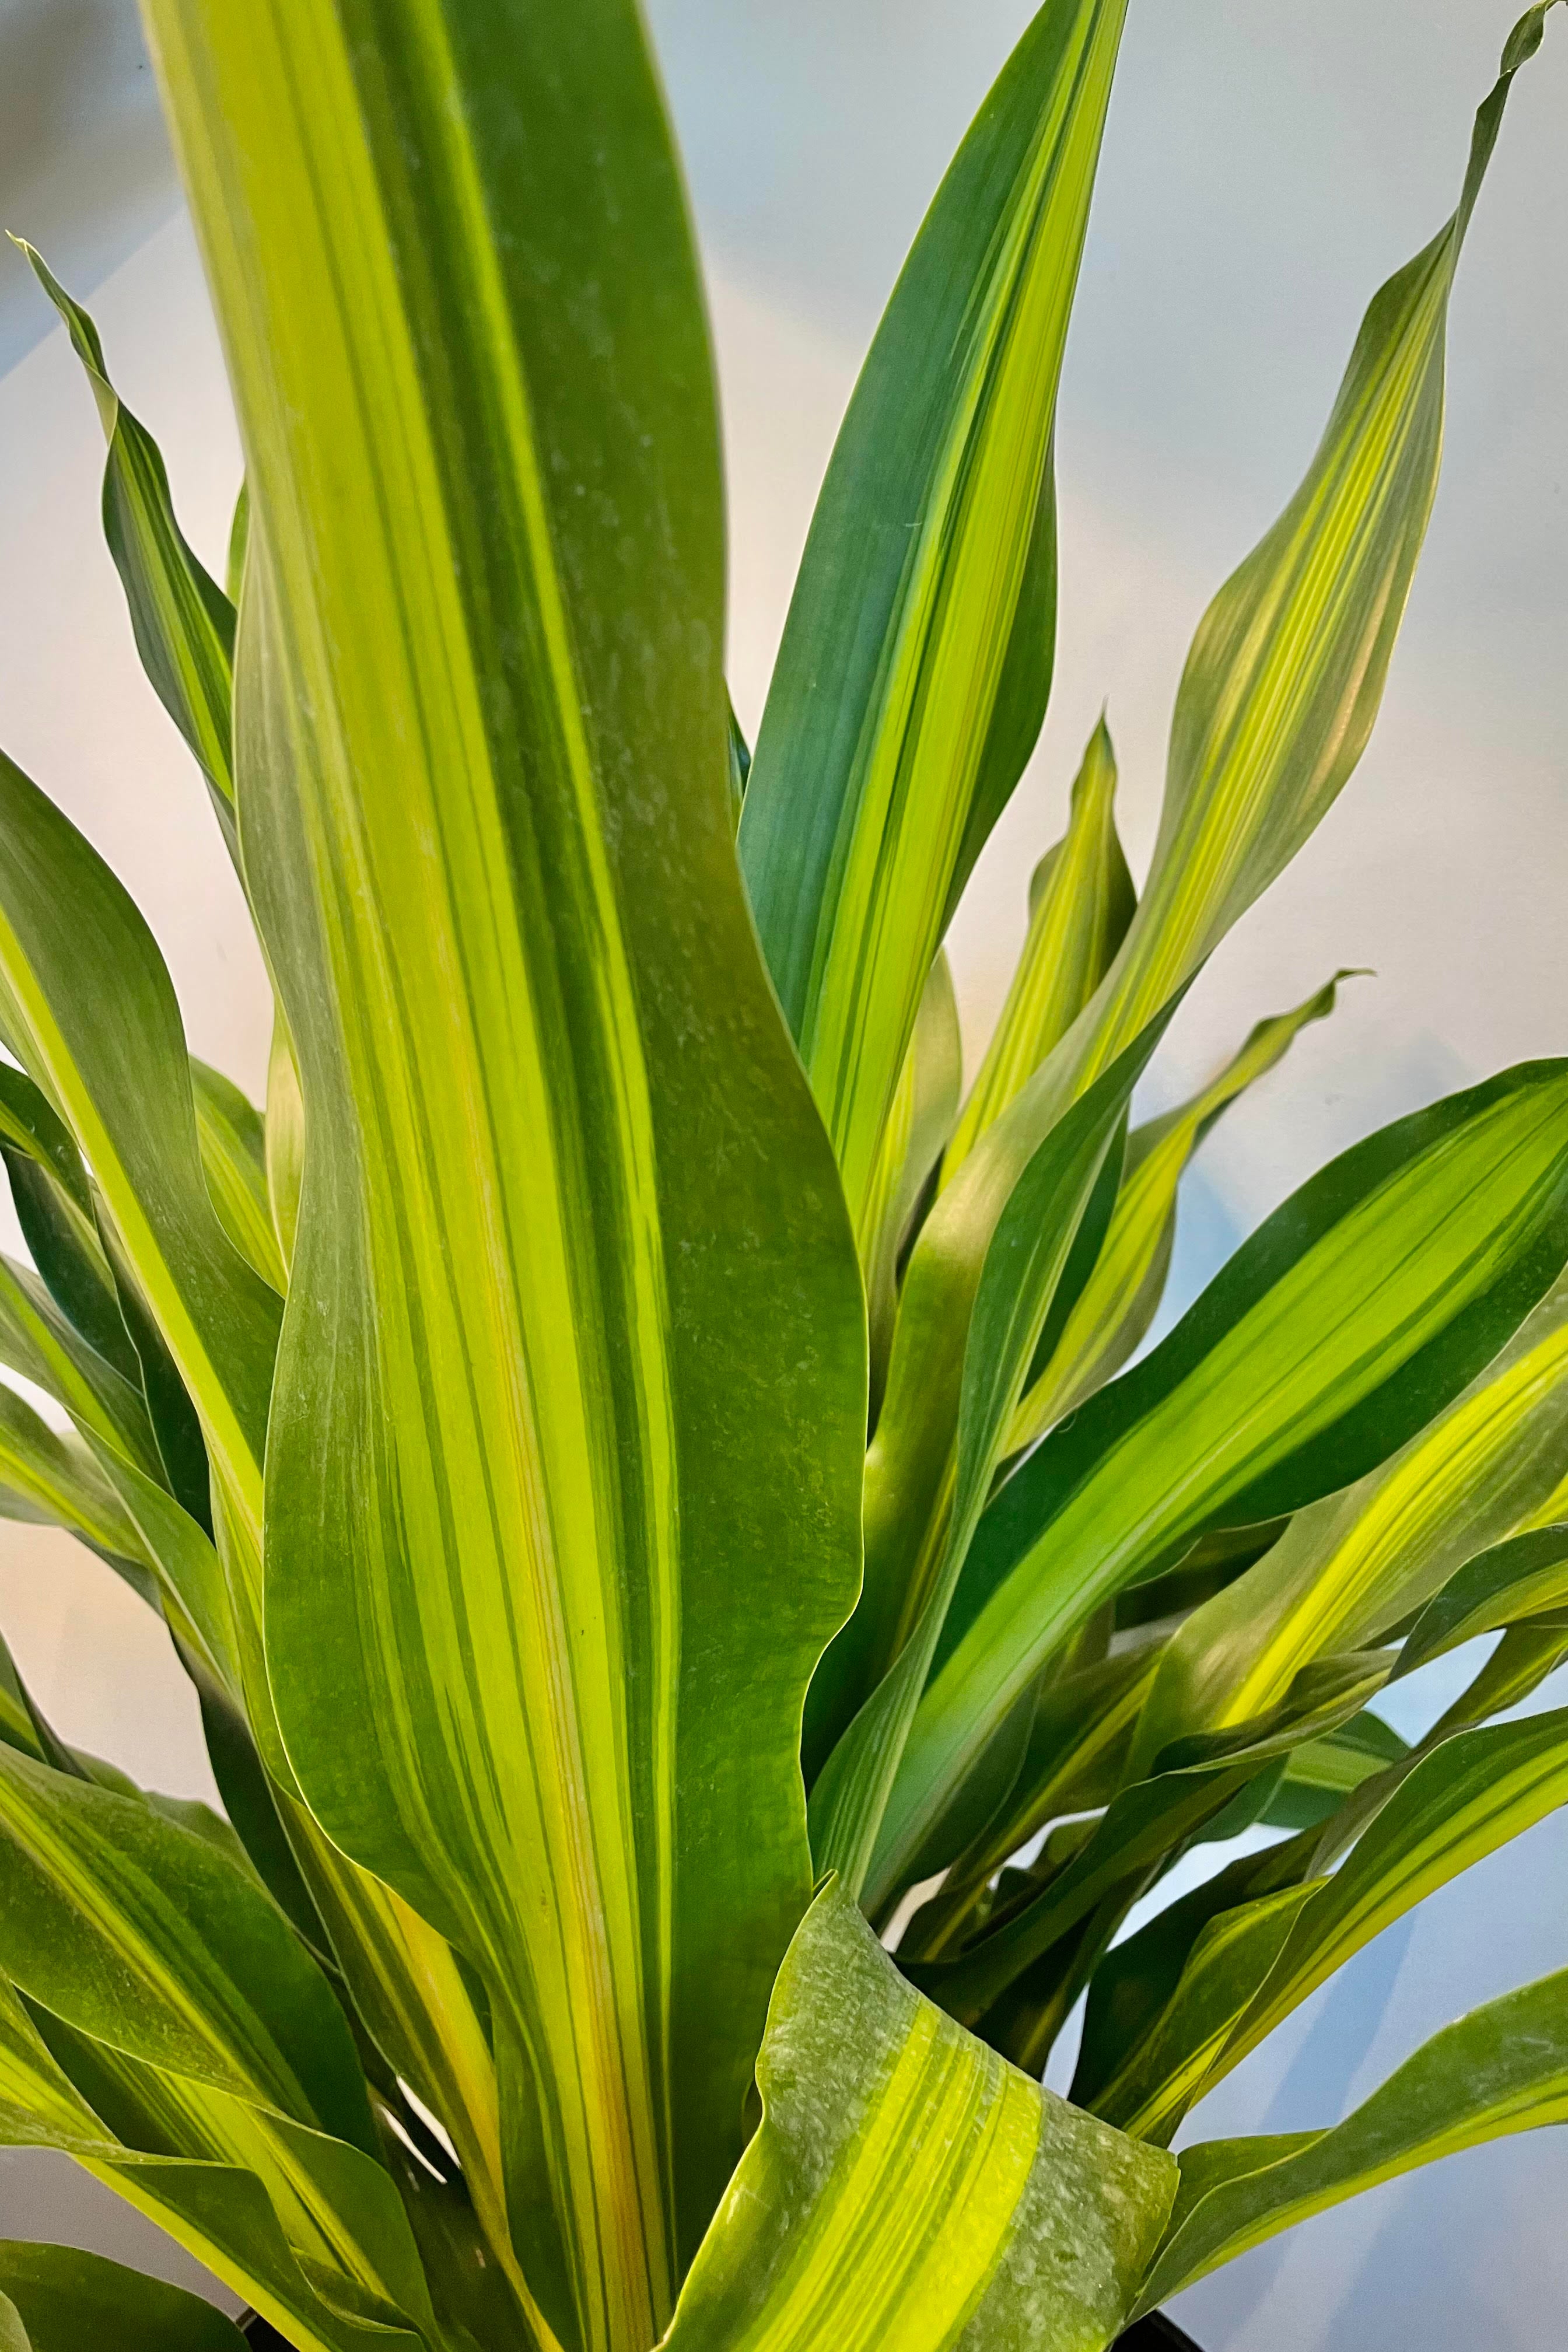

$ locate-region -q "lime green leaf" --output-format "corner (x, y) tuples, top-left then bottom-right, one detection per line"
(659, 1879), (1175, 2352)
(277, 1817), (530, 2323)
(264, 1010), (304, 1274)
(813, 1018), (1172, 1901)
(0, 1380), (150, 1567)
(226, 481), (250, 608)
(1010, 10), (1553, 1136)
(0, 1253), (162, 1488)
(1078, 1884), (1325, 2146)
(0, 2291), (23, 2352)
(143, 4), (867, 2344)
(92, 2160), (424, 2352)
(1422, 1615), (1568, 1744)
(1398, 1524), (1568, 1675)
(0, 1978), (411, 2352)
(1206, 1706), (1568, 2099)
(863, 951), (962, 1412)
(190, 1061), (286, 1293)
(30, 2011), (435, 2342)
(15, 246), (238, 862)
(738, 0), (1128, 1247)
(1140, 1265), (1568, 1761)
(914, 1651), (1388, 2031)
(0, 2240), (245, 2350)
(0, 1746), (372, 2151)
(899, 1648), (1157, 1964)
(944, 718), (1134, 1185)
(1012, 971), (1354, 1451)
(0, 751), (281, 1755)
(883, 1061), (1568, 1899)
(1131, 1965), (1568, 2314)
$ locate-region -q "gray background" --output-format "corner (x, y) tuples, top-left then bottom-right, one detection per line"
(0, 1), (1564, 2342)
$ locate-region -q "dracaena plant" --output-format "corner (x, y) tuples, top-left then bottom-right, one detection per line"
(0, 2), (1562, 2349)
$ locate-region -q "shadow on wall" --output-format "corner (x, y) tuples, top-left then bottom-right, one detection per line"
(0, 0), (180, 376)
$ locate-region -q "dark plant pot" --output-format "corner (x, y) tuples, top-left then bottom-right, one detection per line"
(240, 2310), (1202, 2347)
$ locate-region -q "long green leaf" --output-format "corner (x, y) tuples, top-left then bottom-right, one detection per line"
(190, 1060), (287, 1293)
(142, 7), (867, 2349)
(814, 1017), (1173, 1902)
(1396, 1522), (1568, 1675)
(0, 1964), (419, 2350)
(0, 2242), (244, 2351)
(738, 0), (1127, 1247)
(30, 2010), (435, 2342)
(1139, 1265), (1568, 1763)
(862, 952), (962, 1411)
(1130, 1966), (1568, 2314)
(659, 1879), (1175, 2352)
(996, 5), (1555, 1142)
(1010, 972), (1352, 1450)
(943, 717), (1135, 1184)
(0, 1069), (142, 1391)
(0, 1747), (372, 2149)
(913, 1651), (1390, 2030)
(0, 1254), (162, 1488)
(1187, 1707), (1568, 2113)
(878, 1061), (1568, 1899)
(0, 752), (281, 1753)
(0, 1381), (149, 1567)
(16, 247), (239, 862)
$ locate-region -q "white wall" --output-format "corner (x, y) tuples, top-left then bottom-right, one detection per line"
(0, 1), (1564, 2340)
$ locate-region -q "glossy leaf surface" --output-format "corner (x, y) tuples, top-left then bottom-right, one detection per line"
(740, 0), (1128, 1245)
(660, 1880), (1175, 2352)
(1131, 1966), (1568, 2312)
(883, 1063), (1568, 1894)
(143, 5), (866, 2348)
(0, 2241), (244, 2350)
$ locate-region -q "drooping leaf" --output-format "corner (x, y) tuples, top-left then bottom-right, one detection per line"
(29, 2009), (436, 2343)
(0, 1746), (373, 2150)
(0, 750), (281, 1752)
(878, 1061), (1568, 1901)
(1010, 971), (1354, 1451)
(0, 1949), (417, 2350)
(0, 2241), (244, 2350)
(1396, 1523), (1568, 1676)
(142, 8), (867, 2350)
(659, 1879), (1175, 2352)
(0, 1254), (162, 1489)
(738, 0), (1128, 1247)
(912, 1650), (1390, 2031)
(1130, 1965), (1568, 2314)
(0, 1380), (149, 1567)
(16, 245), (238, 863)
(1181, 1707), (1568, 2113)
(1138, 1265), (1568, 1764)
